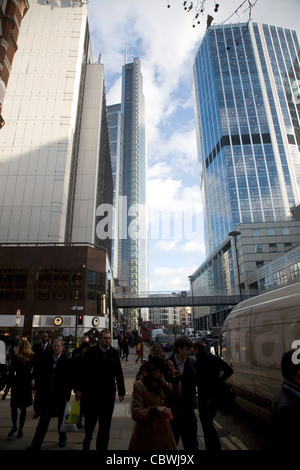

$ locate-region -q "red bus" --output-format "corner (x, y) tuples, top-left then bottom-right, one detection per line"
(140, 320), (153, 342)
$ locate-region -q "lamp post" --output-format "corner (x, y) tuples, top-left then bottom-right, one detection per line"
(228, 230), (242, 301)
(188, 275), (194, 331)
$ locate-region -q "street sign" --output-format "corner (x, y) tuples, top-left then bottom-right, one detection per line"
(16, 309), (21, 318)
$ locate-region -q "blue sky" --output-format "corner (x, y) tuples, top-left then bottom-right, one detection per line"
(86, 0), (300, 292)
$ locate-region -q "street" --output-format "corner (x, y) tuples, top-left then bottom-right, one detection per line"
(0, 344), (273, 452)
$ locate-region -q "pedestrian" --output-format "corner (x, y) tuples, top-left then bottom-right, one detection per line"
(32, 332), (53, 418)
(168, 335), (199, 451)
(33, 332), (53, 359)
(71, 341), (90, 428)
(74, 328), (125, 451)
(122, 337), (129, 361)
(129, 356), (181, 450)
(193, 341), (233, 450)
(118, 332), (124, 358)
(71, 336), (90, 359)
(148, 342), (165, 360)
(7, 338), (37, 439)
(135, 338), (143, 363)
(271, 349), (300, 449)
(29, 339), (72, 450)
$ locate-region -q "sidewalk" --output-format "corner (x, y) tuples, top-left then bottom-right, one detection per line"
(0, 345), (206, 451)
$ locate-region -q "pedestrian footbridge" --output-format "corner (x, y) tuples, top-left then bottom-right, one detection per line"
(113, 291), (250, 309)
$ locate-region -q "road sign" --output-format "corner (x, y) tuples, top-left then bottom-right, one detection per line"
(16, 309), (21, 318)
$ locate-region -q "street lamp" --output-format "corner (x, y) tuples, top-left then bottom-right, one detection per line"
(188, 275), (194, 331)
(228, 230), (242, 301)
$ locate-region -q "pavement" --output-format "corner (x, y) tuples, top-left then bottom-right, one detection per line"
(0, 344), (208, 452)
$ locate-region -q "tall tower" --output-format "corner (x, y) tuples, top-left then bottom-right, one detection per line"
(107, 103), (123, 278)
(0, 0), (112, 252)
(117, 57), (148, 327)
(0, 1), (114, 338)
(120, 58), (148, 294)
(193, 23), (300, 254)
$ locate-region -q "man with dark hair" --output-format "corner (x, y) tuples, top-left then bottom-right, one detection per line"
(193, 340), (233, 450)
(272, 349), (300, 449)
(74, 328), (125, 451)
(168, 335), (198, 451)
(29, 339), (72, 450)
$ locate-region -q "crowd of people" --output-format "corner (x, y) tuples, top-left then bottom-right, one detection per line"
(1, 329), (299, 451)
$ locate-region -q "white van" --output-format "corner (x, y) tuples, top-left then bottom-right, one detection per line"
(150, 328), (165, 345)
(219, 281), (300, 421)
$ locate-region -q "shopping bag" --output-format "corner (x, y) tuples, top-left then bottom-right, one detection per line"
(67, 399), (81, 424)
(60, 402), (77, 433)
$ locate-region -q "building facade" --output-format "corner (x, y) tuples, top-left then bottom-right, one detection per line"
(193, 22), (300, 255)
(0, 1), (113, 342)
(119, 58), (148, 296)
(108, 58), (148, 329)
(107, 103), (123, 278)
(0, 0), (29, 128)
(148, 306), (180, 331)
(189, 219), (300, 330)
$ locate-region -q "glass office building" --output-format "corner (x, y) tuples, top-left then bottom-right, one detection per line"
(193, 22), (300, 255)
(119, 58), (148, 297)
(107, 104), (123, 278)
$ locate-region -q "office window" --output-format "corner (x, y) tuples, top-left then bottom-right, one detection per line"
(269, 243), (278, 253)
(255, 244), (263, 253)
(282, 227), (290, 235)
(252, 229), (260, 237)
(290, 262), (300, 280)
(273, 269), (287, 286)
(267, 228), (275, 236)
(260, 275), (272, 290)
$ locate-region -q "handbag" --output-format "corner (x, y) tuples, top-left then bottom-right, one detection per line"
(60, 401), (77, 433)
(217, 382), (236, 412)
(67, 399), (81, 424)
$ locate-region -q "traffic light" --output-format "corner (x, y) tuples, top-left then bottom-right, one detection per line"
(78, 314), (83, 325)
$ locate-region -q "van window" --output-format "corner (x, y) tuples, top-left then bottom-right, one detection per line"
(219, 331), (227, 359)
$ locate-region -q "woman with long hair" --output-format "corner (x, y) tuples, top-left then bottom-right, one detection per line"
(7, 337), (36, 438)
(128, 356), (181, 450)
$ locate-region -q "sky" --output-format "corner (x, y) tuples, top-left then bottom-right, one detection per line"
(86, 0), (300, 293)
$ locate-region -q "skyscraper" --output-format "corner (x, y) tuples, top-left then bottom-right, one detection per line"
(193, 22), (300, 255)
(107, 103), (123, 278)
(119, 58), (148, 296)
(108, 58), (148, 328)
(0, 1), (112, 252)
(0, 1), (113, 339)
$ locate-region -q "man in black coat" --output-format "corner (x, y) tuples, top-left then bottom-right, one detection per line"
(32, 332), (53, 417)
(193, 341), (233, 450)
(30, 338), (72, 450)
(168, 336), (199, 451)
(74, 328), (125, 451)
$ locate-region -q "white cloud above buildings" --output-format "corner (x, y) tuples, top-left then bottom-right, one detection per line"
(87, 0), (300, 291)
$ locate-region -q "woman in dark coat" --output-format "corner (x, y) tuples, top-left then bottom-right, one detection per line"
(7, 338), (36, 438)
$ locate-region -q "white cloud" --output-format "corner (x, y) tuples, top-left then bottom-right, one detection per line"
(181, 240), (205, 255)
(149, 265), (198, 292)
(87, 0), (300, 292)
(153, 240), (180, 252)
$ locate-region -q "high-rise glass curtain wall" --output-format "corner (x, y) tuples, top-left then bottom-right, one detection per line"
(120, 58), (148, 295)
(193, 22), (300, 255)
